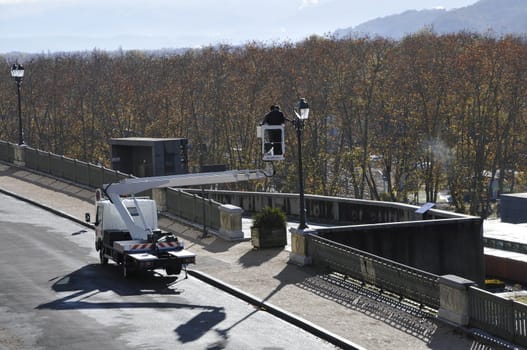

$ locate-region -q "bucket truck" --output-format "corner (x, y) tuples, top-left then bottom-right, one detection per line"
(87, 169), (266, 277)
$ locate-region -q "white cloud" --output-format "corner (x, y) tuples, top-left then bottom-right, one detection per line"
(300, 0), (319, 9)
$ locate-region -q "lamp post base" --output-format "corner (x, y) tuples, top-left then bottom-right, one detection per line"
(288, 227), (313, 266)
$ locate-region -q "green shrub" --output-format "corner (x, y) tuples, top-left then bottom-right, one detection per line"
(252, 206), (286, 229)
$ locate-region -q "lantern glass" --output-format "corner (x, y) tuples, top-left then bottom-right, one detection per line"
(296, 98), (309, 120)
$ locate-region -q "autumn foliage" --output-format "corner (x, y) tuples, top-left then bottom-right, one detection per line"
(1, 32), (527, 217)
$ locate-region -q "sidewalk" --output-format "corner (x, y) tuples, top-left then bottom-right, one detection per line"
(0, 163), (496, 350)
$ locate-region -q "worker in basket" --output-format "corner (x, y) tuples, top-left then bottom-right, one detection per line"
(261, 105), (287, 156)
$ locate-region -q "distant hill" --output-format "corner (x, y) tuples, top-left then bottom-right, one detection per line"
(334, 0), (527, 39)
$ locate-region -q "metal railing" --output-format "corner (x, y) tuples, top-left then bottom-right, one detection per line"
(306, 233), (440, 309)
(484, 237), (527, 255)
(469, 286), (527, 347)
(1, 142), (130, 188)
(307, 232), (527, 346)
(0, 141), (224, 232)
(166, 188), (221, 231)
(185, 189), (469, 225)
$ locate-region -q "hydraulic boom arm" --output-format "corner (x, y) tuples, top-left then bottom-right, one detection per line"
(103, 169), (266, 239)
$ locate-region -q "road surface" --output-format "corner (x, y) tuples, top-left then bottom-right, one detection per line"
(0, 193), (338, 349)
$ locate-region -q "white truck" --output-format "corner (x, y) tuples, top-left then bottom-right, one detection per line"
(87, 169), (266, 277)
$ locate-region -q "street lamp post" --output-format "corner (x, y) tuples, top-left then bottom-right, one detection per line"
(293, 98), (310, 230)
(10, 63), (25, 146)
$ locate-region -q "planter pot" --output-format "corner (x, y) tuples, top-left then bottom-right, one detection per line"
(251, 226), (287, 248)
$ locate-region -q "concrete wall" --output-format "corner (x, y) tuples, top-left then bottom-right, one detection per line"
(316, 218), (485, 285)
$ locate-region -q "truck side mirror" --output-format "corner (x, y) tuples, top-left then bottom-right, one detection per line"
(85, 213), (91, 223)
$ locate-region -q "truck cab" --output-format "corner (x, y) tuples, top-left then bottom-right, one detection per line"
(94, 198), (158, 243)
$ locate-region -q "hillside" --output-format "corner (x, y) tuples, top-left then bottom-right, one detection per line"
(335, 0), (527, 39)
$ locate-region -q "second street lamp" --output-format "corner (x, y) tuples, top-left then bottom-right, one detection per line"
(10, 63), (25, 146)
(293, 98), (310, 230)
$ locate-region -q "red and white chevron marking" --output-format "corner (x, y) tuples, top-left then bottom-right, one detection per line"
(157, 241), (181, 249)
(130, 243), (153, 250)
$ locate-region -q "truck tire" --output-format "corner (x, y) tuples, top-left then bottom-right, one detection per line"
(166, 264), (182, 276)
(99, 247), (108, 265)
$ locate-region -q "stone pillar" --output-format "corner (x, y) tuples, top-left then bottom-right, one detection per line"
(438, 274), (476, 326)
(13, 144), (26, 167)
(288, 227), (313, 266)
(152, 188), (167, 212)
(218, 204), (244, 241)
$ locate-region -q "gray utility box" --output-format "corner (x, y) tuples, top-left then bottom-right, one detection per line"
(110, 137), (188, 177)
(500, 193), (527, 224)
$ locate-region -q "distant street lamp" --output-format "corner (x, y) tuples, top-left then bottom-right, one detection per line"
(293, 98), (310, 230)
(10, 63), (25, 145)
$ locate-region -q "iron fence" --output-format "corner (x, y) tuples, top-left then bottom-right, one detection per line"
(469, 286), (527, 347)
(166, 188), (221, 231)
(484, 237), (527, 256)
(0, 142), (131, 188)
(306, 233), (440, 309)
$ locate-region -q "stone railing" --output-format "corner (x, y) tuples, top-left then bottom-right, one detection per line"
(299, 232), (527, 347)
(184, 189), (466, 225)
(0, 141), (128, 188)
(468, 285), (527, 347)
(163, 188), (245, 240)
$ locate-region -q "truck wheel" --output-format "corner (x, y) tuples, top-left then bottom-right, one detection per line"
(166, 264), (182, 276)
(99, 248), (108, 265)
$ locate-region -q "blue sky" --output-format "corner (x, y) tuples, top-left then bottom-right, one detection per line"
(0, 0), (479, 53)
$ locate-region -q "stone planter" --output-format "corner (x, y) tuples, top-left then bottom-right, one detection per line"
(251, 226), (287, 248)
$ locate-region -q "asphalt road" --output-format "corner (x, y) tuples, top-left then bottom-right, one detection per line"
(0, 193), (338, 350)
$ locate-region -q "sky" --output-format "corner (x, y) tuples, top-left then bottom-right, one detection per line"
(0, 0), (479, 53)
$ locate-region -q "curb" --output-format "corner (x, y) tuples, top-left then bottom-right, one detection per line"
(188, 269), (366, 350)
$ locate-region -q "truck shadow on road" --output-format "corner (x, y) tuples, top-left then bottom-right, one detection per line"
(36, 263), (219, 312)
(38, 263), (236, 349)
